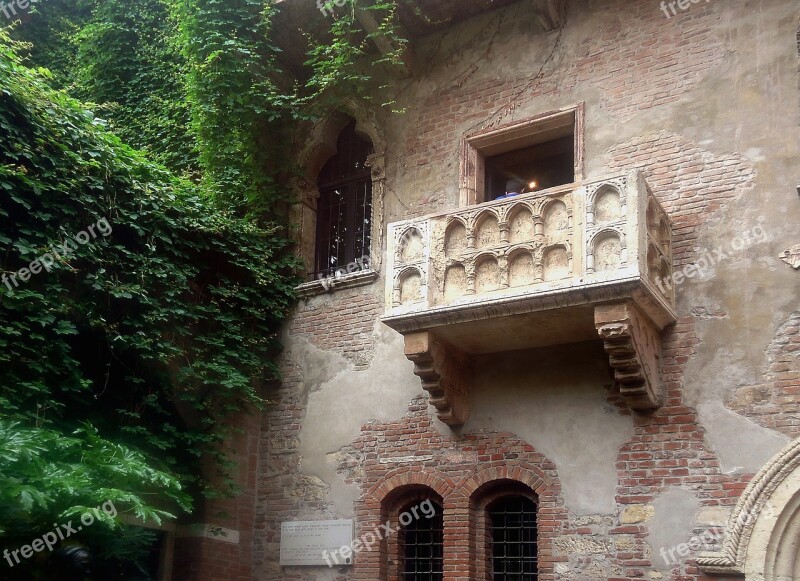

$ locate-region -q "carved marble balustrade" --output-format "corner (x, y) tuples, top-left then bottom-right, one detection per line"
(382, 171), (676, 425)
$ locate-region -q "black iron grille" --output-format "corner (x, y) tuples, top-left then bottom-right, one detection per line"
(489, 496), (538, 581)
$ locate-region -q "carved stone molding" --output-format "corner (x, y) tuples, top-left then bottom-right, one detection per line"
(698, 437), (800, 577)
(779, 245), (800, 269)
(403, 331), (471, 427)
(595, 301), (664, 411)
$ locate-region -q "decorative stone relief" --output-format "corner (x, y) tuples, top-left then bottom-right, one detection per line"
(445, 220), (467, 256)
(435, 192), (575, 303)
(509, 207), (535, 243)
(400, 228), (425, 263)
(543, 245), (570, 281)
(476, 213), (500, 248)
(443, 264), (467, 301)
(390, 221), (429, 308)
(399, 269), (422, 305)
(402, 331), (472, 426)
(593, 187), (622, 224)
(586, 178), (627, 227)
(543, 200), (569, 235)
(509, 251), (536, 287)
(589, 231), (625, 273)
(698, 436), (800, 578)
(595, 301), (664, 411)
(475, 256), (501, 293)
(779, 245), (800, 269)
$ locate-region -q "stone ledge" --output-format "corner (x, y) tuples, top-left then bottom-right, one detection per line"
(295, 270), (379, 298)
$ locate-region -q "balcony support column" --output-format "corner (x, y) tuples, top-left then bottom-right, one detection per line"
(595, 301), (664, 411)
(403, 331), (472, 427)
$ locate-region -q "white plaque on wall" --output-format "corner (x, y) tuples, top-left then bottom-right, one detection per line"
(279, 519), (353, 566)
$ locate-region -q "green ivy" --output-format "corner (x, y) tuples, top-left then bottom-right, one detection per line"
(1, 0), (409, 573)
(0, 27), (296, 564)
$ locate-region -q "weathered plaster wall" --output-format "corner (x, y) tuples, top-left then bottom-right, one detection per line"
(294, 323), (421, 516)
(254, 0), (800, 580)
(465, 342), (633, 515)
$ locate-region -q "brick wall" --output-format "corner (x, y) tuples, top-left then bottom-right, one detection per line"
(173, 410), (261, 581)
(728, 313), (800, 436)
(248, 1), (797, 580)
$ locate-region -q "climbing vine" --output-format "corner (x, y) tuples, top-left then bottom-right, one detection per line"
(1, 0), (408, 574)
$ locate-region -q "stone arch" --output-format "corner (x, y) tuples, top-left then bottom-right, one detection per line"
(698, 437), (800, 579)
(587, 182), (624, 223)
(587, 228), (625, 273)
(361, 469), (450, 581)
(508, 247), (536, 287)
(542, 198), (570, 236)
(290, 106), (386, 279)
(295, 106), (385, 179)
(396, 267), (423, 305)
(507, 203), (537, 243)
(474, 210), (501, 249)
(474, 252), (502, 293)
(443, 262), (467, 302)
(444, 218), (468, 257)
(398, 227), (424, 263)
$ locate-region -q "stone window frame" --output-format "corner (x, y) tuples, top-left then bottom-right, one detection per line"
(291, 111), (386, 298)
(459, 103), (585, 207)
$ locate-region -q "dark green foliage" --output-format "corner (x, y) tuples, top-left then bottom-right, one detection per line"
(173, 0), (286, 209)
(0, 27), (296, 563)
(12, 0), (198, 175)
(0, 0), (408, 574)
(174, 0), (406, 209)
(73, 0), (198, 174)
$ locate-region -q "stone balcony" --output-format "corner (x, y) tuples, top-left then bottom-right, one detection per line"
(382, 171), (676, 426)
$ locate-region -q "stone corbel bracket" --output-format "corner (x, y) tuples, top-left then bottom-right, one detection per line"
(403, 331), (472, 427)
(595, 301), (664, 411)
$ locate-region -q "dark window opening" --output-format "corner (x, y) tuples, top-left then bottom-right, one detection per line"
(485, 135), (574, 201)
(400, 500), (444, 581)
(489, 495), (538, 581)
(314, 121), (373, 279)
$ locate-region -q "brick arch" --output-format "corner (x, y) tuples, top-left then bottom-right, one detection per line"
(460, 462), (554, 499)
(460, 462), (556, 580)
(355, 469), (453, 581)
(366, 466), (455, 504)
